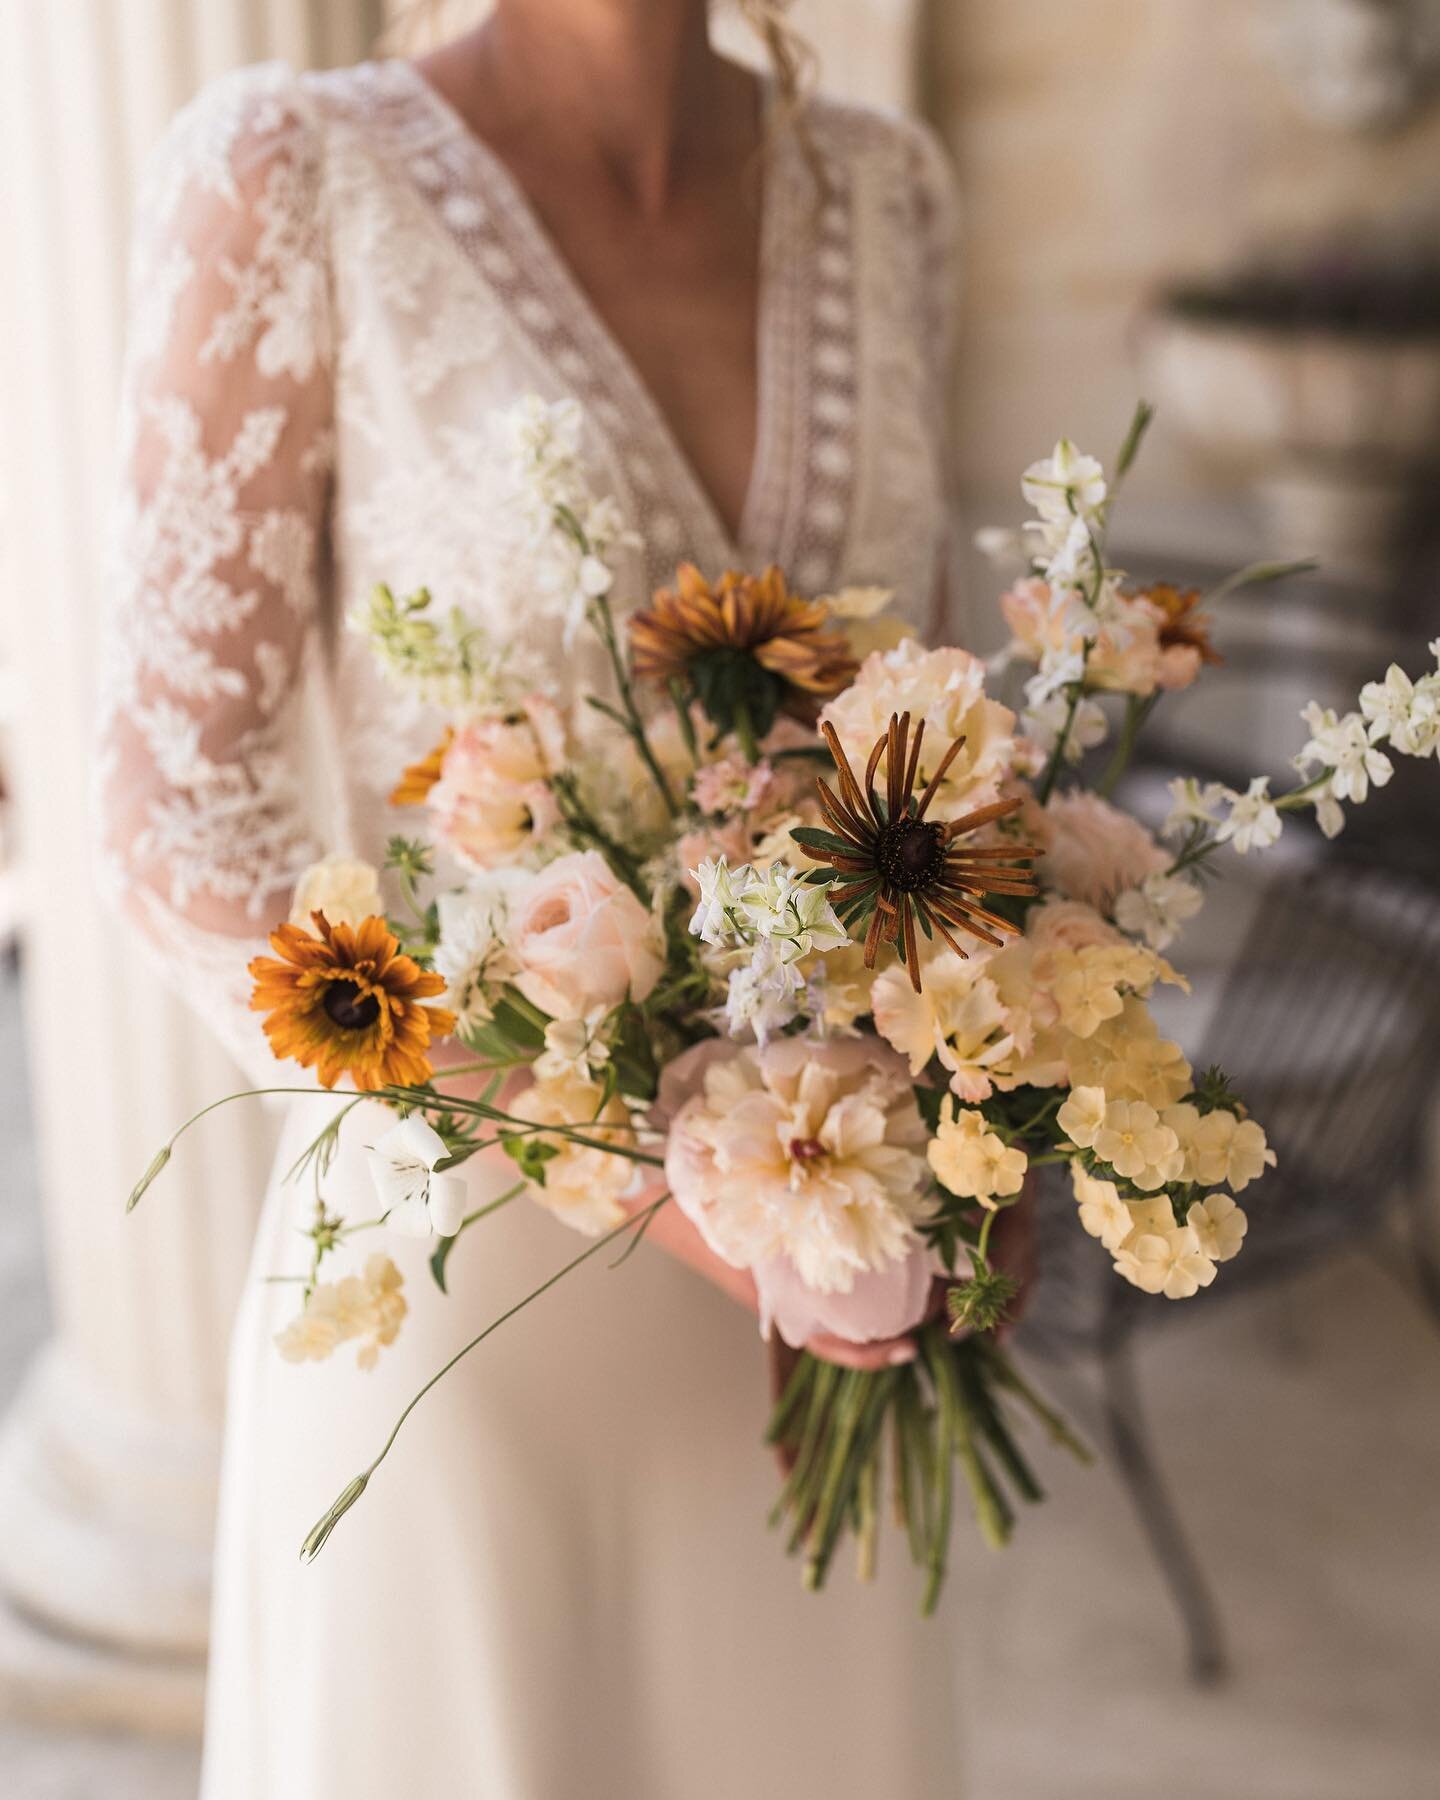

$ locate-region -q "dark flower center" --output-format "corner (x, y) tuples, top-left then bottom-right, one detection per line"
(323, 979), (381, 1032)
(789, 1136), (827, 1163)
(876, 818), (946, 893)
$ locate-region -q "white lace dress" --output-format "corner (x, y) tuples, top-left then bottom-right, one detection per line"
(100, 58), (967, 1800)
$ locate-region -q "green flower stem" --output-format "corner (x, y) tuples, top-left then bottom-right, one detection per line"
(668, 677), (699, 764)
(920, 1329), (956, 1615)
(301, 1193), (670, 1561)
(732, 696), (761, 766)
(590, 591), (679, 816)
(129, 1082), (666, 1212)
(1034, 687), (1082, 805)
(1098, 693), (1157, 798)
(977, 1342), (1093, 1464)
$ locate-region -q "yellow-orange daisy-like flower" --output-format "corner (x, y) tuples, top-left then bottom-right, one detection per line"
(390, 728), (455, 807)
(249, 913), (457, 1091)
(629, 563), (857, 731)
(1141, 584), (1222, 668)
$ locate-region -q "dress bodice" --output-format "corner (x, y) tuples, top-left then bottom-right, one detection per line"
(97, 58), (961, 1078)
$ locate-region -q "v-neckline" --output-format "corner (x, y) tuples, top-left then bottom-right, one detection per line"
(397, 58), (783, 568)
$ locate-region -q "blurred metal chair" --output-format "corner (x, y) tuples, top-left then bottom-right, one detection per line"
(1015, 861), (1440, 1681)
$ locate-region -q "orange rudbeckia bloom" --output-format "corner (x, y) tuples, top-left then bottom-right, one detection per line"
(249, 913), (456, 1091)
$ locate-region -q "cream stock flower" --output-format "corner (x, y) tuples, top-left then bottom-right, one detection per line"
(275, 1254), (407, 1370)
(291, 856), (384, 930)
(819, 638), (1016, 823)
(1186, 1192), (1248, 1263)
(509, 1069), (638, 1236)
(927, 1097), (1027, 1207)
(1091, 1098), (1184, 1191)
(1113, 871), (1204, 951)
(661, 1036), (930, 1296)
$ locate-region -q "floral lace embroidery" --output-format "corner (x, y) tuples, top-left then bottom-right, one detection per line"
(97, 59), (959, 1080)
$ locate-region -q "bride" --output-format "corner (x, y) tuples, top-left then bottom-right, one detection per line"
(99, 2), (967, 1792)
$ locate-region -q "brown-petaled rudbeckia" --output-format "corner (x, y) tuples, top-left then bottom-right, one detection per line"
(796, 712), (1039, 995)
(628, 563), (857, 738)
(249, 913), (457, 1091)
(1142, 583), (1222, 667)
(390, 728), (455, 807)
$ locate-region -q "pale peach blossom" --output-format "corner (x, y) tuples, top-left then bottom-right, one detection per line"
(428, 697), (564, 869)
(1024, 898), (1125, 957)
(1038, 790), (1169, 912)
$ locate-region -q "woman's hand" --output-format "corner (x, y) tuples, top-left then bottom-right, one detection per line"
(625, 1183), (919, 1369)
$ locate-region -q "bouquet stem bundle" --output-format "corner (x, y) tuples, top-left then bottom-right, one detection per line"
(767, 1327), (1089, 1612)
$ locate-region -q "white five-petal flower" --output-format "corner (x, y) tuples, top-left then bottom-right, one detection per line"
(366, 1116), (466, 1239)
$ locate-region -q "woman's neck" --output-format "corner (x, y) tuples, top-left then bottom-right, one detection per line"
(420, 1), (754, 216)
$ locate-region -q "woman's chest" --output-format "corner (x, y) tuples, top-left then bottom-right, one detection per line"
(321, 124), (948, 646)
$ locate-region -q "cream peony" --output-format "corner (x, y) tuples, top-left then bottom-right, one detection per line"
(661, 1036), (932, 1301)
(1038, 790), (1169, 912)
(819, 638), (1016, 822)
(927, 1097), (1027, 1207)
(427, 697), (565, 869)
(291, 856), (383, 929)
(508, 1069), (638, 1236)
(508, 850), (663, 1021)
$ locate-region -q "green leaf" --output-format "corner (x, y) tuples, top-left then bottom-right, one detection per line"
(609, 1002), (659, 1102)
(789, 825), (865, 858)
(500, 1133), (559, 1186)
(688, 647), (785, 742)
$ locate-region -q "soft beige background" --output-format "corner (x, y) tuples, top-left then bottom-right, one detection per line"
(927, 0), (1440, 537)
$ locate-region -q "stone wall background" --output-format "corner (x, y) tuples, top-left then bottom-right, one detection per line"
(924, 0), (1440, 544)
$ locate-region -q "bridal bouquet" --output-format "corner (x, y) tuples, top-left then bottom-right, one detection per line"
(132, 397), (1440, 1609)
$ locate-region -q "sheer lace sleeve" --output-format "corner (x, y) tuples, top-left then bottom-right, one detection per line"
(96, 65), (332, 1081)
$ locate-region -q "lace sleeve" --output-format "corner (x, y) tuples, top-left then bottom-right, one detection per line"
(96, 65), (333, 1082)
(908, 121), (964, 641)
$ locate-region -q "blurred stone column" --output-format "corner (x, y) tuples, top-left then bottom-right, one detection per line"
(0, 0), (381, 1733)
